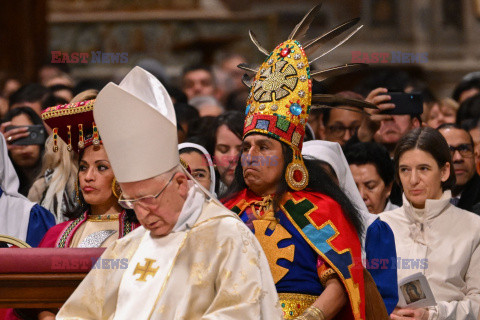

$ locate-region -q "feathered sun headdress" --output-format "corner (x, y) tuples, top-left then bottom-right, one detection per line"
(241, 3), (376, 191)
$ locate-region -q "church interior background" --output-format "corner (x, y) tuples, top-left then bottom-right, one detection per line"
(1, 0), (480, 98)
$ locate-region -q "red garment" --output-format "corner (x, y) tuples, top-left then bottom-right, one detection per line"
(39, 210), (139, 248)
(223, 188), (366, 320)
(1, 211), (139, 320)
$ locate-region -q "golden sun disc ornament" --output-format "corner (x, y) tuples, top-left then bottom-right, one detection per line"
(241, 4), (376, 191)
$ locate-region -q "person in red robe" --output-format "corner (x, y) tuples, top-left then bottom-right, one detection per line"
(221, 4), (383, 320)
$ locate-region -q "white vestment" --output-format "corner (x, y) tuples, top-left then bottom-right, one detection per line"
(57, 185), (282, 320)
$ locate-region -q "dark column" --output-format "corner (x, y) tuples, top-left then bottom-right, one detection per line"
(0, 0), (47, 83)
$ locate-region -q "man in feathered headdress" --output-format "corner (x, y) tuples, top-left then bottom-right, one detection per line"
(223, 4), (383, 320)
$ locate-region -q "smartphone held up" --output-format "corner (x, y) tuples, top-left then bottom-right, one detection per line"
(379, 92), (423, 116)
(5, 125), (46, 146)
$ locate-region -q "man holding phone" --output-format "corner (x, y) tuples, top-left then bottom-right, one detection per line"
(357, 88), (422, 157)
(354, 88), (423, 207)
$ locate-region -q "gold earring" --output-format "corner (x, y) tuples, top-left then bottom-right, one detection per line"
(74, 180), (82, 205)
(111, 178), (122, 199)
(285, 150), (309, 191)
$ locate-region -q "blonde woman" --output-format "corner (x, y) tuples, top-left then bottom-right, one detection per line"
(424, 98), (459, 129)
(28, 136), (77, 222)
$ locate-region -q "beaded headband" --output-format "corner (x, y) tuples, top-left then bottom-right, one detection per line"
(41, 99), (101, 153)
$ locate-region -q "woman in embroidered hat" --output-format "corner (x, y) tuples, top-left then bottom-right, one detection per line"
(222, 4), (381, 320)
(37, 98), (139, 249)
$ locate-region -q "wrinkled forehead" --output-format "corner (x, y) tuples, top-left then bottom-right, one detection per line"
(118, 174), (166, 198)
(243, 132), (283, 146)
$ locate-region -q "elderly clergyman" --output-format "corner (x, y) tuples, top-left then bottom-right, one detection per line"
(57, 67), (282, 319)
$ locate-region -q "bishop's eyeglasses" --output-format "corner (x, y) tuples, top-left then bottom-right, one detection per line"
(118, 173), (175, 209)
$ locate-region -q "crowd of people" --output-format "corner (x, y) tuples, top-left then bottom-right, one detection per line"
(1, 5), (480, 320)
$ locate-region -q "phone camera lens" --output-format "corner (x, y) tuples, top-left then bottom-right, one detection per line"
(31, 132), (37, 139)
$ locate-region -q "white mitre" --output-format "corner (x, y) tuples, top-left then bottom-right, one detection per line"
(93, 66), (178, 183)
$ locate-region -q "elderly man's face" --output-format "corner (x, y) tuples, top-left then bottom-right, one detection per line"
(375, 115), (419, 146)
(241, 134), (285, 197)
(119, 172), (188, 237)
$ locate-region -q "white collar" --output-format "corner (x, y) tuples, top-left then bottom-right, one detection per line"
(402, 190), (452, 222)
(172, 182), (205, 232)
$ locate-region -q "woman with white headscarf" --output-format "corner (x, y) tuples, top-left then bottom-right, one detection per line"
(0, 134), (55, 247)
(303, 140), (398, 314)
(179, 142), (216, 196)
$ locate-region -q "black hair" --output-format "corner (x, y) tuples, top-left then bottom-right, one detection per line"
(42, 94), (68, 109)
(73, 79), (109, 96)
(456, 94), (480, 128)
(405, 78), (437, 103)
(41, 59), (71, 74)
(459, 119), (478, 132)
(452, 77), (480, 102)
(344, 142), (394, 186)
(3, 107), (46, 150)
(393, 127), (456, 191)
(3, 106), (44, 126)
(304, 123), (315, 142)
(225, 88), (250, 112)
(64, 147), (138, 223)
(174, 102), (201, 137)
(8, 83), (50, 108)
(186, 116), (217, 154)
(48, 84), (74, 94)
(223, 139), (364, 238)
(321, 91), (364, 126)
(184, 136), (210, 150)
(179, 146), (206, 157)
(166, 85), (188, 104)
(214, 110), (244, 146)
(181, 64), (214, 80)
(355, 69), (411, 97)
(2, 107), (46, 195)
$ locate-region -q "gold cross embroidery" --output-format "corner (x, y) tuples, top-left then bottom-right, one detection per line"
(133, 258), (159, 282)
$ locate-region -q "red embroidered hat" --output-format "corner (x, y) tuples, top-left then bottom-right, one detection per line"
(41, 99), (101, 153)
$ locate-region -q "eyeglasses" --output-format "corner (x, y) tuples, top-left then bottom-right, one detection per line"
(326, 124), (359, 138)
(449, 144), (474, 158)
(118, 173), (175, 209)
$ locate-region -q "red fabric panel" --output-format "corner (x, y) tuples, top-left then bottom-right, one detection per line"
(0, 248), (105, 273)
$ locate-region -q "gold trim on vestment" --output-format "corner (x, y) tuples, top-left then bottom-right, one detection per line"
(87, 213), (120, 221)
(278, 292), (317, 319)
(147, 231), (190, 319)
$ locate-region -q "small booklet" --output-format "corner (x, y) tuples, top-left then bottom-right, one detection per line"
(397, 272), (436, 309)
